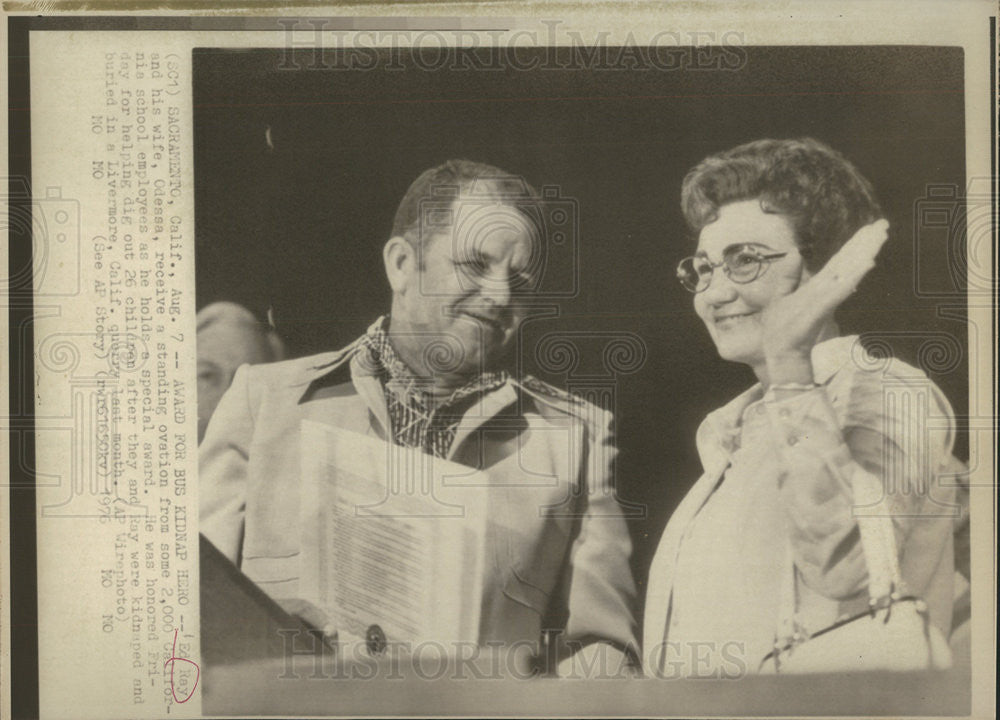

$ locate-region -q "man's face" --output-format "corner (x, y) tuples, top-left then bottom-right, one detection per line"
(392, 197), (540, 379)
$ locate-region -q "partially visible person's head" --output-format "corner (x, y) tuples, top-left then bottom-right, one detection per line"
(678, 138), (882, 370)
(681, 137), (882, 274)
(383, 159), (544, 384)
(197, 302), (286, 442)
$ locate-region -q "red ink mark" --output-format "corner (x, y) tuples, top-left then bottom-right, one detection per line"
(164, 629), (200, 704)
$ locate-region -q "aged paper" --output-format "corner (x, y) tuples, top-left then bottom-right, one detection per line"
(2, 3), (997, 719)
(27, 32), (199, 718)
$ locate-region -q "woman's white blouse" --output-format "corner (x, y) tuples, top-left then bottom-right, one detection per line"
(643, 335), (962, 677)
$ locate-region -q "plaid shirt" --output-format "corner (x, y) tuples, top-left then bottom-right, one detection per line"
(359, 317), (508, 458)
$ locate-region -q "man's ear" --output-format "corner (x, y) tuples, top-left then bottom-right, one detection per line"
(383, 236), (415, 294)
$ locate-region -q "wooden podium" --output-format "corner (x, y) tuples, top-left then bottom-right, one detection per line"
(199, 534), (328, 667)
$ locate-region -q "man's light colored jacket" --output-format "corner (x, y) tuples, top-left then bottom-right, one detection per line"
(200, 336), (638, 653)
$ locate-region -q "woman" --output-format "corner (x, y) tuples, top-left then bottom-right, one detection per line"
(643, 138), (961, 677)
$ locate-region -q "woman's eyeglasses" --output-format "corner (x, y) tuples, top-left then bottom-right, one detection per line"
(676, 244), (789, 293)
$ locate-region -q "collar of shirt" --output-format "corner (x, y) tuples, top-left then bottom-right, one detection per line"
(358, 315), (509, 410)
(695, 335), (858, 469)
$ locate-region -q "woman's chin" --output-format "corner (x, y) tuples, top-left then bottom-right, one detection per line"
(712, 341), (762, 368)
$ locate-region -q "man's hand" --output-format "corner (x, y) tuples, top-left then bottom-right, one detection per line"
(762, 219), (890, 385)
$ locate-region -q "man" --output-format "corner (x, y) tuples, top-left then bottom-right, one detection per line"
(199, 159), (638, 671)
(195, 301), (286, 443)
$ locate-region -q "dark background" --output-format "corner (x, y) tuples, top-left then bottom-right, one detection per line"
(193, 45), (968, 610)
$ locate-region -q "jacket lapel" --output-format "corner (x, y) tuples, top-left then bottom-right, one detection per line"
(643, 463), (727, 670)
(643, 386), (760, 671)
(349, 355), (390, 438)
(447, 384), (519, 463)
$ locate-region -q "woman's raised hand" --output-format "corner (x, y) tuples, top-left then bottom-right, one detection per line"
(761, 219), (890, 384)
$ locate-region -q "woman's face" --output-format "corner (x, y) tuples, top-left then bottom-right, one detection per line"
(692, 199), (810, 369)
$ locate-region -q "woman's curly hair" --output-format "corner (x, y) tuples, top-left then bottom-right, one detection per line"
(680, 138), (883, 272)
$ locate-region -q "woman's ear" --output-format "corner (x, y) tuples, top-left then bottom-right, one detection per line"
(383, 236), (415, 294)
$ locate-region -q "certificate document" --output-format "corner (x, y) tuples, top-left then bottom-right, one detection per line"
(298, 421), (487, 652)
